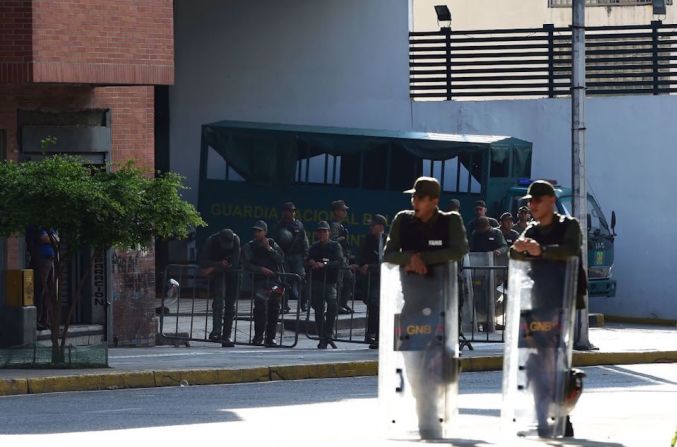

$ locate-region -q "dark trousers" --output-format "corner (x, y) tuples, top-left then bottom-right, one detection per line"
(284, 255), (306, 308)
(35, 257), (55, 325)
(337, 265), (354, 308)
(253, 286), (281, 342)
(310, 281), (338, 341)
(210, 271), (238, 339)
(365, 271), (380, 338)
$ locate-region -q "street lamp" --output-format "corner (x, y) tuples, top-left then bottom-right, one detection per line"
(434, 5), (451, 29)
(653, 0), (667, 16)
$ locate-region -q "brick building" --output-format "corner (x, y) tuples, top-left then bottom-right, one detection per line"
(0, 0), (174, 346)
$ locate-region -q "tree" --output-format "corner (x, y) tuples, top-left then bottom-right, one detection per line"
(0, 154), (205, 363)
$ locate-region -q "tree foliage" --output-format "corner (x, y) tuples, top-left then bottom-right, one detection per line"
(0, 155), (205, 362)
(0, 156), (203, 256)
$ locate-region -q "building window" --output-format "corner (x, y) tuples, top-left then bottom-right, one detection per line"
(549, 0), (671, 7)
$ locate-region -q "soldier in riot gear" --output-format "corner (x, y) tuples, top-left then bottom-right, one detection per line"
(242, 220), (286, 347)
(330, 200), (356, 314)
(306, 221), (343, 349)
(383, 176), (468, 439)
(509, 180), (588, 438)
(272, 202), (309, 312)
(200, 228), (240, 347)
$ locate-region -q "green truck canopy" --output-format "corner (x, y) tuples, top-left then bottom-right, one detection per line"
(201, 120), (532, 185)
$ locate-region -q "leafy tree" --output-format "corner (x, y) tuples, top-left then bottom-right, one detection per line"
(0, 154), (204, 363)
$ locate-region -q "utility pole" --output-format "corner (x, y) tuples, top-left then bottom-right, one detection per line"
(572, 0), (593, 350)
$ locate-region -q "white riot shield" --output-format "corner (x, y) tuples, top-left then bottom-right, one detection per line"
(378, 262), (459, 440)
(467, 252), (496, 333)
(501, 257), (579, 438)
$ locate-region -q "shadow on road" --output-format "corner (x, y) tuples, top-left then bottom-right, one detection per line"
(0, 378), (376, 435)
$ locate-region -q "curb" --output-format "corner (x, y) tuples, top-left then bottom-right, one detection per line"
(1, 350), (675, 397)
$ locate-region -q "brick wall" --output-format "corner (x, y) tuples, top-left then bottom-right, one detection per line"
(0, 0), (174, 85)
(0, 84), (157, 345)
(0, 0), (33, 82)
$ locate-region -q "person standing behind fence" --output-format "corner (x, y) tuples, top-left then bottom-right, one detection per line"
(469, 217), (508, 255)
(307, 221), (344, 349)
(272, 202), (309, 313)
(513, 206), (532, 234)
(499, 213), (521, 247)
(242, 220), (285, 347)
(329, 199), (356, 314)
(26, 225), (58, 330)
(201, 229), (241, 347)
(466, 200), (499, 235)
(357, 214), (387, 349)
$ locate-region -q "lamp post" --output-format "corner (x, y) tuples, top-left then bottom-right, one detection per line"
(571, 0), (594, 350)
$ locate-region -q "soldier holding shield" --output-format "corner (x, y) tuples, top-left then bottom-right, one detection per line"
(382, 176), (468, 439)
(506, 180), (587, 438)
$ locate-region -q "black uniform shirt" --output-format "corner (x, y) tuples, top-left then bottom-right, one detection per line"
(501, 228), (521, 246)
(470, 227), (508, 253)
(306, 241), (343, 284)
(200, 232), (241, 271)
(242, 239), (285, 275)
(329, 219), (351, 260)
(510, 213), (587, 309)
(272, 219), (309, 259)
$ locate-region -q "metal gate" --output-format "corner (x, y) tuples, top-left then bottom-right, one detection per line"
(158, 264), (302, 348)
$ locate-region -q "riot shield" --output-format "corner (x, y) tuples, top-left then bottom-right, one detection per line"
(467, 252), (496, 333)
(501, 257), (579, 439)
(378, 262), (459, 440)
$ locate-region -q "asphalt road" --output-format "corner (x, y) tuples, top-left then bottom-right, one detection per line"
(0, 364), (675, 447)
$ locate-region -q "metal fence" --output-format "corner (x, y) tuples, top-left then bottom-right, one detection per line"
(410, 21), (677, 100)
(158, 259), (508, 350)
(303, 265), (379, 346)
(461, 253), (509, 345)
(158, 264), (303, 348)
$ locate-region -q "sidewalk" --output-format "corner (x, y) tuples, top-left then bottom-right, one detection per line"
(0, 323), (675, 396)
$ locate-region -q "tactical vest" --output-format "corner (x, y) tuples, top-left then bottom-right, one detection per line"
(247, 240), (279, 271)
(399, 211), (451, 253)
(276, 219), (304, 255)
(528, 215), (587, 304)
(308, 241), (340, 284)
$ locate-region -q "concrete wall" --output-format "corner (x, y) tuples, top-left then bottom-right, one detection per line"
(170, 0), (412, 204)
(412, 0), (677, 31)
(413, 95), (677, 319)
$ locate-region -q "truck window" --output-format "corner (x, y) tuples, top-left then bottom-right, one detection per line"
(296, 153), (341, 185)
(206, 146), (245, 182)
(558, 195), (610, 236)
(422, 154), (482, 193)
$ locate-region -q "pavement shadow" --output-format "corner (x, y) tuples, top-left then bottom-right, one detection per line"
(599, 365), (677, 387)
(0, 377), (376, 434)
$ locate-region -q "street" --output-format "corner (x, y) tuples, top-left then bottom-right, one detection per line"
(0, 363), (674, 447)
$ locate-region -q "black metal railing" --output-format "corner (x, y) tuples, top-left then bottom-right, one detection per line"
(410, 21), (677, 100)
